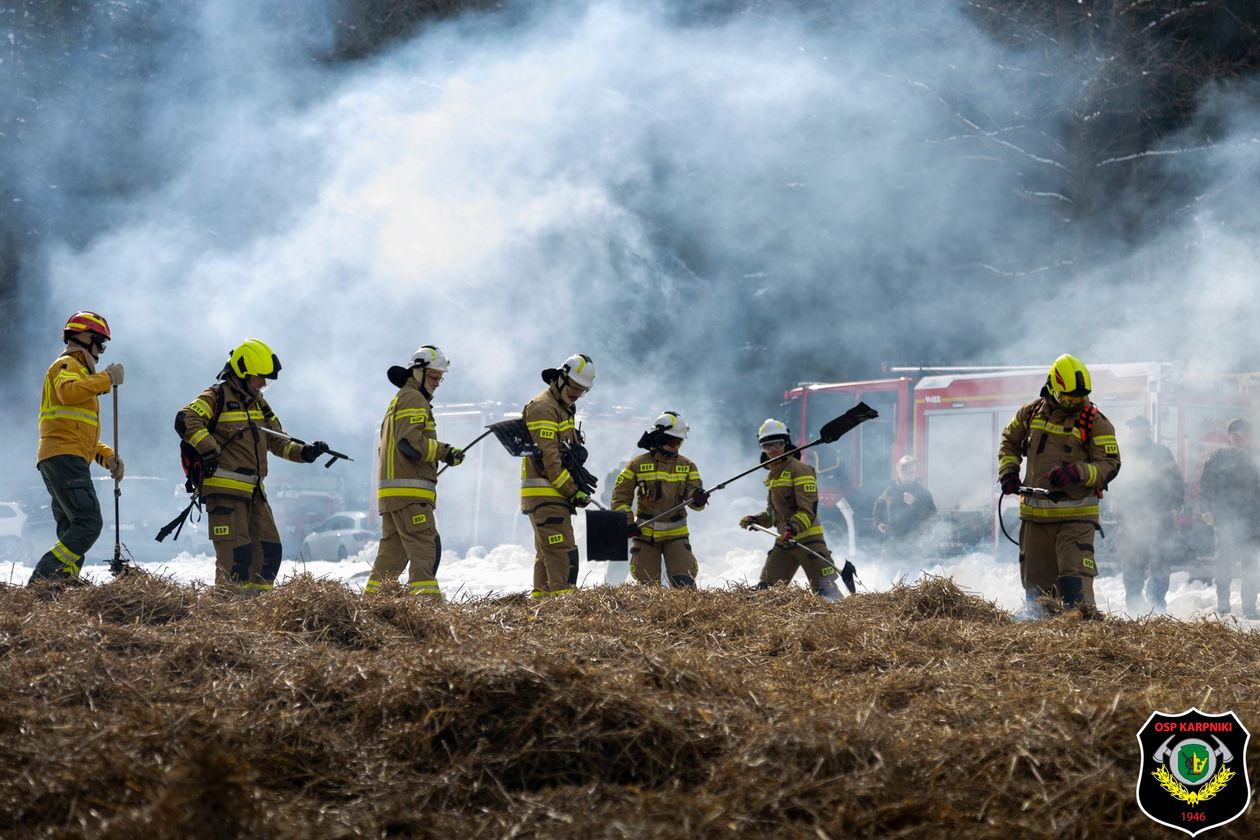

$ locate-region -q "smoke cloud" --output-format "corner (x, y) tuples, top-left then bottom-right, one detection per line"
(3, 0), (1258, 573)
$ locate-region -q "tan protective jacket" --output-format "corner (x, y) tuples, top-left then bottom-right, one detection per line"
(37, 349), (115, 466)
(611, 451), (705, 540)
(748, 455), (824, 540)
(176, 377), (306, 500)
(998, 396), (1121, 524)
(377, 377), (452, 513)
(520, 382), (581, 511)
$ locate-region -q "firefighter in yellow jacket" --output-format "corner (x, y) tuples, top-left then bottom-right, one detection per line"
(366, 346), (463, 597)
(740, 419), (843, 601)
(176, 339), (329, 590)
(521, 353), (596, 598)
(998, 354), (1121, 616)
(612, 411), (709, 588)
(30, 311), (125, 583)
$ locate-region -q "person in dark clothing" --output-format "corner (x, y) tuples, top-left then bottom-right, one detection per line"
(872, 455), (936, 555)
(1198, 418), (1260, 618)
(1111, 416), (1183, 613)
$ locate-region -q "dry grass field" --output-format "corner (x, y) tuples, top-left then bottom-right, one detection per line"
(0, 574), (1256, 838)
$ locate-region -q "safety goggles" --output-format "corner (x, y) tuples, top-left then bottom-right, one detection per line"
(1057, 393), (1088, 410)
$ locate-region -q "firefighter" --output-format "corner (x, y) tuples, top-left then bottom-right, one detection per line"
(1197, 418), (1260, 618)
(872, 454), (937, 554)
(612, 411), (709, 588)
(997, 354), (1121, 617)
(365, 346), (463, 597)
(176, 339), (330, 591)
(740, 419), (843, 601)
(29, 311), (125, 583)
(521, 353), (596, 598)
(1111, 415), (1183, 614)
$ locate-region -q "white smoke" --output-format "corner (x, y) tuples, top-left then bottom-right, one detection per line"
(4, 1), (1259, 589)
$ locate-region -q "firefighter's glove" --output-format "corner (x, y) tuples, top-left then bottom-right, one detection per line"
(999, 473), (1021, 495)
(104, 363), (125, 387)
(691, 488), (710, 508)
(777, 525), (799, 547)
(572, 490), (592, 508)
(201, 449), (220, 477)
(301, 441), (331, 463)
(442, 447), (465, 467)
(627, 522), (642, 539)
(1047, 463), (1082, 488)
(106, 454), (125, 482)
(739, 515), (756, 530)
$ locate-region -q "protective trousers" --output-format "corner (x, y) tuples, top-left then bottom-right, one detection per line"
(206, 492), (283, 590)
(1212, 523), (1260, 616)
(367, 502), (441, 596)
(1019, 520), (1097, 607)
(30, 454), (103, 582)
(758, 537), (840, 596)
(630, 537), (698, 588)
(528, 503), (578, 597)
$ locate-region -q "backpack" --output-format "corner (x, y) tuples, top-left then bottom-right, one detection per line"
(157, 385), (224, 543)
(173, 384), (224, 493)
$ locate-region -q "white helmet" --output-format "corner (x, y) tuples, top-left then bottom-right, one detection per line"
(561, 353), (595, 389)
(757, 418), (791, 445)
(653, 410), (689, 441)
(411, 345), (450, 372)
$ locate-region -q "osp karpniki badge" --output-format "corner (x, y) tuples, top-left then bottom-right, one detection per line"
(1136, 708), (1251, 836)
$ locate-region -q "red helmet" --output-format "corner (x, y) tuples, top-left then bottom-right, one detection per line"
(63, 311), (111, 343)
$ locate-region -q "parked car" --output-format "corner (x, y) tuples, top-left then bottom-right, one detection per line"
(0, 501), (28, 565)
(300, 511), (378, 561)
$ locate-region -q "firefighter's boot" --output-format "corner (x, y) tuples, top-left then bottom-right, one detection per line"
(1058, 575), (1084, 607)
(669, 574), (697, 589)
(1059, 575), (1102, 619)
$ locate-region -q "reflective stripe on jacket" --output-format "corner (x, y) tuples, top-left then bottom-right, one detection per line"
(377, 377), (449, 513)
(175, 378), (305, 500)
(37, 350), (114, 466)
(520, 383), (579, 510)
(610, 451), (704, 540)
(998, 396), (1121, 525)
(749, 456), (825, 540)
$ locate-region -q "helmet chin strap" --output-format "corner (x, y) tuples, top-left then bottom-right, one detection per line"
(68, 334), (99, 359)
(413, 365), (434, 400)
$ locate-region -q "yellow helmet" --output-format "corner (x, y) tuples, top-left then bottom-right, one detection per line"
(227, 338), (281, 379)
(1047, 354), (1090, 406)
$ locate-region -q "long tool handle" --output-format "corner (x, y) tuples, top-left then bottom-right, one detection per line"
(256, 426), (352, 466)
(437, 427), (496, 477)
(639, 403), (880, 529)
(747, 523), (831, 564)
(112, 386), (123, 573)
(748, 522), (859, 594)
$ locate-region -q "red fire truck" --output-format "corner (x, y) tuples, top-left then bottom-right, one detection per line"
(782, 364), (1260, 560)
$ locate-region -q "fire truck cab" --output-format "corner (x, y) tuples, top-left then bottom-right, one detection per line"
(783, 364), (1257, 561)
